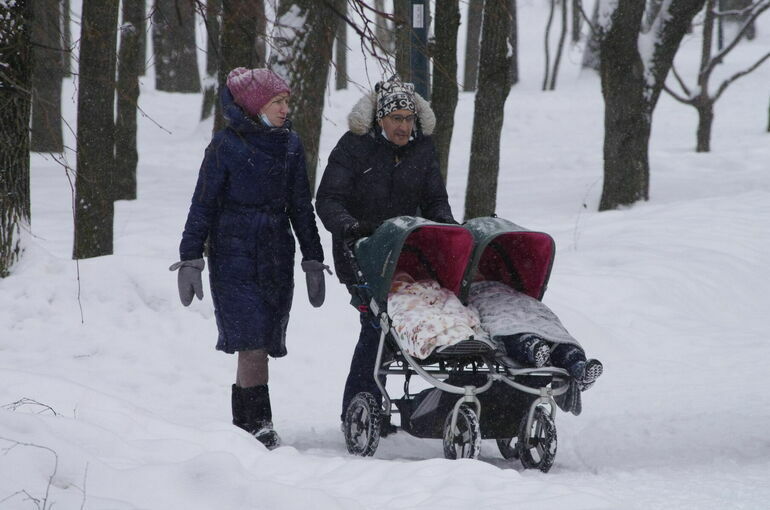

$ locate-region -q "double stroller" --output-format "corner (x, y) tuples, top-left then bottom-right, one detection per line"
(342, 216), (573, 472)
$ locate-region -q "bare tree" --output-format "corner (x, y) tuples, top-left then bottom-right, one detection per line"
(115, 0), (145, 200)
(664, 0), (770, 152)
(464, 0), (514, 220)
(430, 0), (460, 183)
(0, 0), (33, 277)
(152, 0), (201, 92)
(200, 0), (221, 120)
(62, 0), (73, 76)
(374, 0), (393, 52)
(510, 0), (519, 85)
(213, 0), (266, 132)
(581, 0), (601, 71)
(335, 2), (348, 90)
(463, 0), (483, 91)
(270, 0), (343, 193)
(598, 0), (705, 211)
(30, 0), (64, 152)
(543, 0), (568, 90)
(74, 0), (120, 259)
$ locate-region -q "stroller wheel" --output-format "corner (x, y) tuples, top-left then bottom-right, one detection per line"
(517, 406), (557, 473)
(496, 437), (521, 460)
(443, 405), (481, 460)
(344, 392), (382, 457)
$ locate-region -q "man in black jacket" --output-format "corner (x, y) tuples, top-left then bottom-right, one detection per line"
(316, 76), (457, 428)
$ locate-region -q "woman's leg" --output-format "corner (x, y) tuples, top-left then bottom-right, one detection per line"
(236, 349), (269, 387)
(231, 349), (280, 449)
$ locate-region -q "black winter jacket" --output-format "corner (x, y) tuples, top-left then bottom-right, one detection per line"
(316, 99), (455, 284)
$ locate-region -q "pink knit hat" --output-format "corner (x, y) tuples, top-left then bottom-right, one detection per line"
(226, 67), (291, 118)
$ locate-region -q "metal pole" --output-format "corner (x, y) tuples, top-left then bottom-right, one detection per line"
(409, 0), (430, 99)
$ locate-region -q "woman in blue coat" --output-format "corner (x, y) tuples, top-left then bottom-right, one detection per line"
(170, 68), (328, 449)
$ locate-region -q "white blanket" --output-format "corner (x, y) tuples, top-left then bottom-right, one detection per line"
(387, 280), (488, 359)
(469, 281), (580, 347)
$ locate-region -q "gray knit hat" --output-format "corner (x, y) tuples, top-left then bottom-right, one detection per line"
(375, 75), (416, 120)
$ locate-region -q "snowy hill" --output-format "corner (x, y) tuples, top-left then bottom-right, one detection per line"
(2, 3), (770, 509)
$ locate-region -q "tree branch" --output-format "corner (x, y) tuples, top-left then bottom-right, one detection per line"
(670, 62), (692, 96)
(705, 0), (770, 78)
(714, 51), (770, 101)
(663, 81), (696, 104)
(713, 0), (766, 17)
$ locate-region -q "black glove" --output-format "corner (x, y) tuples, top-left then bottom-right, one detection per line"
(301, 260), (333, 308)
(345, 220), (379, 240)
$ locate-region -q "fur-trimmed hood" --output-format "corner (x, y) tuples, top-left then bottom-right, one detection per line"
(347, 91), (436, 136)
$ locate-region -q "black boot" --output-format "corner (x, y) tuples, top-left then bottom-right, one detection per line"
(231, 384), (281, 450)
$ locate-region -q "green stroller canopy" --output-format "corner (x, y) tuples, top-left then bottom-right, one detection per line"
(460, 217), (556, 302)
(354, 216), (475, 307)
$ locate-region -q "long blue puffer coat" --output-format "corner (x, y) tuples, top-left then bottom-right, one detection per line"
(179, 87), (324, 356)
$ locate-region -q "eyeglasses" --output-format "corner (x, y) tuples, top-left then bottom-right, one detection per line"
(387, 114), (417, 125)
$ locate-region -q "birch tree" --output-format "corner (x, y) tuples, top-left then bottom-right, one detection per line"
(0, 0), (32, 277)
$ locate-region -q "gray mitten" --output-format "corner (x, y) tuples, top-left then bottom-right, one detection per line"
(169, 258), (205, 306)
(301, 260), (332, 308)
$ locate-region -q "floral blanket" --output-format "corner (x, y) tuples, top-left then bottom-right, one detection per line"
(469, 281), (580, 347)
(387, 280), (488, 359)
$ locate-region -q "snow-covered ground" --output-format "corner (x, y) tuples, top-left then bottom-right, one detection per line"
(2, 2), (770, 509)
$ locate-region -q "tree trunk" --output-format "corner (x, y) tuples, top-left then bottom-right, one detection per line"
(214, 0), (265, 132)
(581, 0), (601, 71)
(696, 100), (714, 152)
(74, 0), (119, 259)
(394, 0), (411, 80)
(510, 0), (518, 85)
(374, 0), (392, 52)
(571, 0), (581, 43)
(598, 0), (649, 211)
(335, 4), (347, 90)
(463, 0), (483, 91)
(62, 0), (73, 76)
(201, 0), (221, 120)
(0, 0), (32, 277)
(543, 0), (554, 90)
(767, 94), (770, 132)
(643, 0), (664, 33)
(548, 0), (568, 90)
(464, 0), (513, 220)
(152, 0), (201, 92)
(271, 0), (342, 195)
(431, 0), (460, 183)
(115, 0), (144, 200)
(30, 0), (64, 153)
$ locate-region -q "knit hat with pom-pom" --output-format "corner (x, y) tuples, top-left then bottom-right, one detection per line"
(226, 67), (291, 118)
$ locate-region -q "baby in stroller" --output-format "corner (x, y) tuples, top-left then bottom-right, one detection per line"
(387, 271), (603, 415)
(468, 279), (603, 415)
